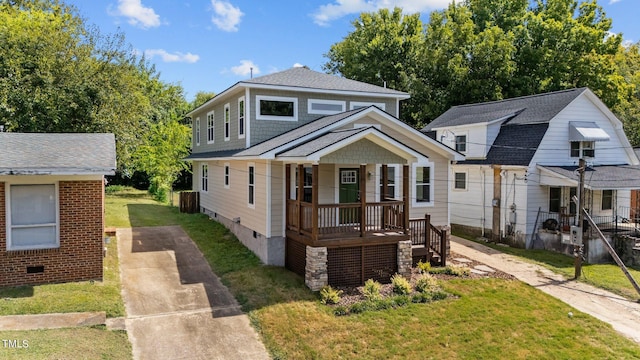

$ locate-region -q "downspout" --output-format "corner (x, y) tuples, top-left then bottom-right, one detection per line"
(481, 167), (486, 237)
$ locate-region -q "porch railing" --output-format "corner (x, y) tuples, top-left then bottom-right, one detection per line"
(408, 214), (447, 266)
(535, 207), (640, 238)
(286, 199), (405, 241)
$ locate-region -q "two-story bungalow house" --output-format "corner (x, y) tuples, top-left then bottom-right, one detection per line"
(186, 67), (463, 289)
(423, 88), (640, 262)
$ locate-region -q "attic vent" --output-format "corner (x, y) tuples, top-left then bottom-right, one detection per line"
(27, 265), (44, 274)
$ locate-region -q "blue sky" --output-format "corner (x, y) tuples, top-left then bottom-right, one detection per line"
(66, 0), (640, 102)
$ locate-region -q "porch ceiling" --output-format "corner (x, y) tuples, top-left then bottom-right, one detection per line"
(538, 164), (640, 190)
(275, 126), (426, 164)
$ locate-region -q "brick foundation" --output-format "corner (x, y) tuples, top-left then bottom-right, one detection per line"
(0, 181), (104, 287)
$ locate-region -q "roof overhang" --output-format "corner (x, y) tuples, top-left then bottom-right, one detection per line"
(568, 121), (610, 142)
(0, 168), (114, 176)
(538, 165), (640, 190)
(275, 127), (427, 163)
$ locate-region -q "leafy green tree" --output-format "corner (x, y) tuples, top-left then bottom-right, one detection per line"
(190, 91), (216, 109)
(614, 43), (640, 146)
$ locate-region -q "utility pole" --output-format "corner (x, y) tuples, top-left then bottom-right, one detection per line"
(575, 158), (586, 279)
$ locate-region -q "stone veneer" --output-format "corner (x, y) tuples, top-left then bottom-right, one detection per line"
(305, 246), (328, 291)
(397, 240), (412, 278)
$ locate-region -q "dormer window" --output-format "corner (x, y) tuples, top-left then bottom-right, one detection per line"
(455, 135), (467, 152)
(570, 141), (595, 158)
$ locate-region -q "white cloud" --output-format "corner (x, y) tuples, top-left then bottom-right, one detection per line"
(293, 63), (305, 68)
(144, 49), (200, 63)
(312, 0), (451, 26)
(231, 60), (260, 76)
(210, 0), (244, 32)
(115, 0), (161, 29)
(609, 0), (622, 4)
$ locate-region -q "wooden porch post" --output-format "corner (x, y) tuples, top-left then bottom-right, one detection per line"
(360, 164), (367, 237)
(403, 164), (410, 233)
(312, 164), (319, 242)
(297, 164), (304, 237)
(425, 213), (431, 262)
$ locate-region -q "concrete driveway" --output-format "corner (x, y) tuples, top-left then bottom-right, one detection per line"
(118, 226), (270, 360)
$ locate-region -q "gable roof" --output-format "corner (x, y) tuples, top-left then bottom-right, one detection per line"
(187, 67), (409, 116)
(463, 123), (549, 166)
(423, 88), (587, 131)
(0, 133), (116, 175)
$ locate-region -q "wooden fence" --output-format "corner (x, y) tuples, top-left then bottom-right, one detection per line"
(179, 191), (200, 213)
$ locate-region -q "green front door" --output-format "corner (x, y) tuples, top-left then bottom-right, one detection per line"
(339, 168), (359, 224)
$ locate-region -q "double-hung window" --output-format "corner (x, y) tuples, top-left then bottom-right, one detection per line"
(378, 165), (398, 200)
(224, 163), (230, 189)
(8, 184), (58, 250)
(248, 164), (255, 207)
(195, 117), (200, 146)
(294, 167), (313, 202)
(207, 111), (215, 144)
(413, 164), (433, 206)
(602, 190), (613, 211)
(454, 172), (467, 190)
(224, 103), (230, 141)
(455, 135), (467, 152)
(238, 97), (245, 139)
(201, 164), (208, 193)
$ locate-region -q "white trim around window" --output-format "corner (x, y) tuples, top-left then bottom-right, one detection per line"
(453, 171), (468, 191)
(224, 103), (231, 141)
(308, 99), (346, 115)
(256, 95), (298, 121)
(201, 164), (209, 193)
(207, 111), (215, 144)
(238, 96), (245, 139)
(412, 161), (434, 207)
(224, 163), (230, 189)
(350, 101), (386, 111)
(5, 181), (60, 251)
(248, 163), (255, 208)
(377, 164), (400, 201)
(195, 117), (200, 146)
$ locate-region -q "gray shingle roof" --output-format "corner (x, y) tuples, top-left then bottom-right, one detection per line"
(462, 123), (549, 166)
(242, 67), (409, 97)
(0, 133), (116, 175)
(234, 107), (367, 157)
(423, 88), (586, 131)
(540, 165), (640, 190)
(276, 128), (367, 157)
(184, 149), (243, 160)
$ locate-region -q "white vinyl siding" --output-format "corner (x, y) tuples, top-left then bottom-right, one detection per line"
(7, 183), (59, 250)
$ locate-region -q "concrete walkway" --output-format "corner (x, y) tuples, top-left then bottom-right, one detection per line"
(118, 226), (269, 360)
(452, 236), (640, 344)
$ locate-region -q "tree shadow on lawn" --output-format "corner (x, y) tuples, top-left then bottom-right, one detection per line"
(0, 285), (34, 299)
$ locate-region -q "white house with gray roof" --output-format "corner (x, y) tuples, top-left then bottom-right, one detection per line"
(423, 88), (640, 261)
(186, 67), (463, 289)
(0, 133), (116, 287)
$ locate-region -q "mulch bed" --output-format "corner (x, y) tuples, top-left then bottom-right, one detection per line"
(333, 251), (515, 307)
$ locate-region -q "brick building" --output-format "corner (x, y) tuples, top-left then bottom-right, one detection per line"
(0, 133), (116, 287)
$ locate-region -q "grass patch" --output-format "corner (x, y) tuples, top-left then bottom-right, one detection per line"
(0, 233), (125, 318)
(103, 189), (640, 358)
(0, 327), (131, 359)
(458, 233), (640, 301)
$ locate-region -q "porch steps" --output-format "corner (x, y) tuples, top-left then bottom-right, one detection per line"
(411, 245), (442, 266)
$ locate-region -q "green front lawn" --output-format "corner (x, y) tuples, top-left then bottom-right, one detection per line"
(105, 188), (640, 359)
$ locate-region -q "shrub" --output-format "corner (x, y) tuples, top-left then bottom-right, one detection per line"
(429, 265), (470, 277)
(416, 259), (431, 274)
(392, 295), (411, 307)
(391, 274), (412, 295)
(415, 274), (439, 293)
(363, 279), (382, 301)
(105, 185), (126, 194)
(320, 285), (343, 305)
(333, 306), (348, 316)
(350, 301), (374, 314)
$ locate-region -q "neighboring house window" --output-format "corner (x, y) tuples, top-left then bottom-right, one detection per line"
(455, 135), (467, 152)
(207, 111), (215, 144)
(570, 141), (595, 158)
(602, 190), (613, 211)
(201, 164), (208, 193)
(195, 117), (200, 146)
(248, 164), (255, 206)
(414, 164), (432, 205)
(549, 187), (561, 213)
(308, 99), (346, 115)
(8, 184), (58, 250)
(294, 167), (313, 202)
(238, 97), (245, 139)
(256, 95), (298, 121)
(224, 163), (230, 189)
(454, 172), (467, 190)
(224, 103), (230, 141)
(350, 101), (386, 111)
(378, 165), (398, 200)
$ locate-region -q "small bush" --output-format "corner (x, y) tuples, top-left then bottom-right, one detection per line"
(320, 285), (343, 305)
(105, 185), (126, 194)
(416, 260), (431, 274)
(363, 279), (382, 301)
(429, 265), (470, 277)
(392, 295), (411, 307)
(391, 274), (412, 295)
(350, 301), (374, 314)
(412, 292), (433, 303)
(431, 291), (448, 301)
(415, 274), (439, 293)
(333, 306), (348, 316)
